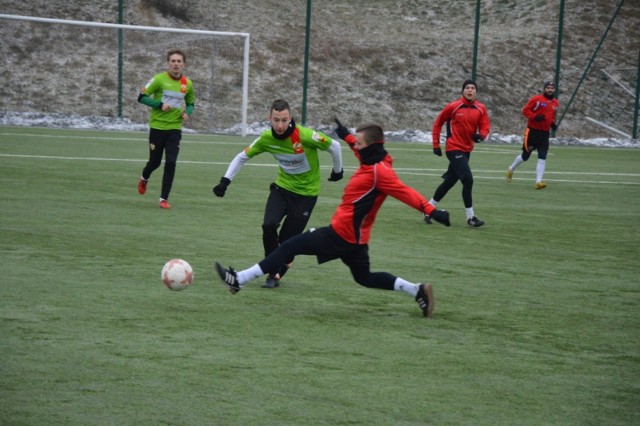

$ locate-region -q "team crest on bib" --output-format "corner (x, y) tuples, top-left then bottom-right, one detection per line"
(312, 131), (327, 143)
(292, 141), (304, 154)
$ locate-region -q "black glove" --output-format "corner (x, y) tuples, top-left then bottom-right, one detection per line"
(328, 169), (343, 182)
(429, 209), (451, 227)
(334, 118), (350, 140)
(213, 177), (231, 197)
(433, 147), (442, 157)
(551, 123), (558, 131)
(471, 133), (484, 143)
(534, 114), (545, 122)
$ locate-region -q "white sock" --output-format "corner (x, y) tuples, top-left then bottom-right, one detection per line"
(509, 155), (524, 171)
(465, 207), (475, 220)
(429, 198), (438, 206)
(236, 264), (264, 285)
(393, 278), (419, 297)
(536, 159), (546, 183)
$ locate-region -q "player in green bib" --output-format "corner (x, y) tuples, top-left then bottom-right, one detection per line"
(213, 99), (343, 288)
(137, 49), (195, 209)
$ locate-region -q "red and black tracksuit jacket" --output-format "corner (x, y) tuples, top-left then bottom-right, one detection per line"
(330, 134), (435, 245)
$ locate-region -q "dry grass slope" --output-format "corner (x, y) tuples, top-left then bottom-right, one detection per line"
(1, 0), (639, 138)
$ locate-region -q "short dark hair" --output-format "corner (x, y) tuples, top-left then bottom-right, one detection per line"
(270, 99), (291, 114)
(355, 123), (384, 144)
(167, 49), (186, 63)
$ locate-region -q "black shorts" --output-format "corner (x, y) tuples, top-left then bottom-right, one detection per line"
(523, 128), (550, 153)
(442, 150), (472, 182)
(311, 226), (369, 267)
(259, 226), (370, 276)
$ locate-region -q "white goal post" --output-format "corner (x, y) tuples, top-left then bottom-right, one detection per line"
(0, 14), (250, 136)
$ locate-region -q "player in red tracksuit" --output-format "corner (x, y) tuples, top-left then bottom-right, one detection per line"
(425, 79), (491, 228)
(507, 80), (559, 189)
(215, 120), (451, 318)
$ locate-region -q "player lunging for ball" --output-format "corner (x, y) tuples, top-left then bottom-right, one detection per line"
(215, 120), (450, 317)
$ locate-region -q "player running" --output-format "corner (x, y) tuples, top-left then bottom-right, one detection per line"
(137, 49), (195, 209)
(507, 80), (559, 189)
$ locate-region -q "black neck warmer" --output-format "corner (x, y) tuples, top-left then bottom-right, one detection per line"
(544, 93), (555, 100)
(272, 118), (296, 140)
(359, 143), (388, 165)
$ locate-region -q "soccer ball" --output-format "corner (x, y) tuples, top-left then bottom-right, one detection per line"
(161, 259), (194, 291)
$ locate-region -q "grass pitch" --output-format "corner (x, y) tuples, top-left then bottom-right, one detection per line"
(1, 126), (639, 425)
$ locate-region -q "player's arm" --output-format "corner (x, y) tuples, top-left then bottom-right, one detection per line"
(326, 139), (344, 181)
(432, 106), (451, 155)
(308, 127), (344, 181)
(376, 166), (450, 226)
(138, 92), (163, 109)
(376, 167), (428, 211)
(551, 103), (559, 130)
(333, 118), (358, 154)
(478, 106), (491, 140)
(184, 82), (195, 116)
(137, 77), (163, 109)
(521, 97), (539, 120)
(212, 150), (251, 197)
(223, 151), (251, 181)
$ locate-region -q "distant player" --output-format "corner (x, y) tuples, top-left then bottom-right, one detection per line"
(507, 80), (559, 189)
(425, 79), (490, 228)
(137, 49), (195, 209)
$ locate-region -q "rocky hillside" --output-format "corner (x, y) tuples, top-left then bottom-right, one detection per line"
(1, 0), (639, 138)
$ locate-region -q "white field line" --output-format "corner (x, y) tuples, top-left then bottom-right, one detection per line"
(2, 132), (639, 185)
(396, 170), (640, 185)
(0, 132), (534, 154)
(2, 131), (639, 153)
(0, 131), (243, 145)
(1, 153), (639, 186)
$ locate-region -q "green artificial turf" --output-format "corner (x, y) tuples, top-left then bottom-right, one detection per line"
(1, 126), (638, 425)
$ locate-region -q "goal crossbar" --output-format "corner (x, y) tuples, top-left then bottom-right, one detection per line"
(0, 14), (251, 136)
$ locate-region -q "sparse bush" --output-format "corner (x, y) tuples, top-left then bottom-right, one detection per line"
(142, 0), (191, 22)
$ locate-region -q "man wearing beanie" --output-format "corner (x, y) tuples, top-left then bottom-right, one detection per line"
(425, 79), (491, 227)
(507, 80), (559, 189)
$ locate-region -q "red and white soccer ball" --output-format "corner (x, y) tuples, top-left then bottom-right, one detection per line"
(161, 259), (194, 291)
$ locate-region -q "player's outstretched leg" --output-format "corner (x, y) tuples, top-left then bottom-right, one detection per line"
(215, 262), (241, 294)
(429, 209), (451, 227)
(415, 283), (435, 317)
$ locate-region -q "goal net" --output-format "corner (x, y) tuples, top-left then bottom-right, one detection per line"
(0, 14), (250, 135)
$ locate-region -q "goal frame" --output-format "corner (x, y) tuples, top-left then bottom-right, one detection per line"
(0, 13), (250, 136)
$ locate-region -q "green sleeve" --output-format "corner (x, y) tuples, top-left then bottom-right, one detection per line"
(138, 93), (162, 109)
(184, 81), (195, 115)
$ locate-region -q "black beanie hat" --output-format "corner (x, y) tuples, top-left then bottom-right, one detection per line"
(543, 80), (555, 89)
(462, 79), (477, 92)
